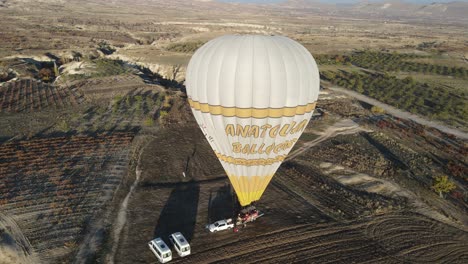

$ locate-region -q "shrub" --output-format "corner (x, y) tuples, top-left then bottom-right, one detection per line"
(432, 175), (456, 198)
(143, 117), (154, 126)
(97, 41), (116, 55)
(135, 95), (143, 112)
(38, 68), (55, 82)
(162, 95), (172, 109)
(57, 120), (70, 132)
(166, 41), (205, 53)
(159, 110), (168, 119)
(113, 95), (123, 113)
(371, 105), (385, 114)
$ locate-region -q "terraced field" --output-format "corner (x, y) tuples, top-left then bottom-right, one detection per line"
(0, 132), (134, 262)
(0, 79), (84, 112)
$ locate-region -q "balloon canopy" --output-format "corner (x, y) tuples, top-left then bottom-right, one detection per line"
(185, 35), (320, 206)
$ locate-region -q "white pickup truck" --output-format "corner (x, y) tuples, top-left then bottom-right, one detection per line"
(206, 219), (234, 233)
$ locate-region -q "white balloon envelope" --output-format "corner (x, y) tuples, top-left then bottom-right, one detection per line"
(186, 35), (320, 206)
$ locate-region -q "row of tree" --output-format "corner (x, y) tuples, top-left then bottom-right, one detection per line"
(315, 51), (467, 79)
(321, 70), (467, 124)
(166, 41), (205, 53)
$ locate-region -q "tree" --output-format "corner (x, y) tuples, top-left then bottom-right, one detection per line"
(72, 51), (83, 61)
(57, 120), (70, 132)
(0, 61), (11, 82)
(113, 95), (123, 113)
(135, 95), (143, 112)
(354, 79), (364, 93)
(371, 105), (385, 114)
(0, 69), (10, 82)
(432, 175), (456, 198)
(320, 71), (336, 81)
(38, 68), (54, 82)
(143, 117), (154, 126)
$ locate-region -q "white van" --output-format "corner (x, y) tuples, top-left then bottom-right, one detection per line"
(148, 237), (172, 263)
(168, 232), (191, 257)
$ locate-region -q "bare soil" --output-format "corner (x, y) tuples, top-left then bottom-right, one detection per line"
(111, 119), (468, 264)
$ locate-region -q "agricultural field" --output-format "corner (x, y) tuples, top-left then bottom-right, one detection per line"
(0, 132), (134, 262)
(317, 51), (468, 129)
(321, 70), (467, 127)
(316, 51), (467, 78)
(0, 79), (84, 112)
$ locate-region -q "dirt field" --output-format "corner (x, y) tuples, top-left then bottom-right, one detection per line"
(110, 118), (467, 264)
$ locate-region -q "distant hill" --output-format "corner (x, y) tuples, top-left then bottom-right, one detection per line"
(276, 0), (468, 22)
(2, 0), (467, 23)
(348, 1), (468, 18)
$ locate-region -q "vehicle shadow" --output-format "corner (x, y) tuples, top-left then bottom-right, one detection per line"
(153, 182), (200, 242)
(207, 183), (238, 223)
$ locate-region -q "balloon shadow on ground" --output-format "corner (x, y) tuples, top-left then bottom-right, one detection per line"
(153, 182), (200, 242)
(207, 183), (238, 223)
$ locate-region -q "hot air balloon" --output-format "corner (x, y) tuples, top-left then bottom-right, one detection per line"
(186, 35), (320, 207)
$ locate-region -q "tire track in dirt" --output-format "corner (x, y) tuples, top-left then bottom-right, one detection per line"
(321, 164), (467, 230)
(72, 150), (131, 264)
(176, 219), (392, 264)
(174, 213), (467, 263)
(0, 212), (40, 264)
(364, 214), (468, 263)
(178, 223), (356, 263)
(106, 138), (152, 264)
(287, 119), (369, 162)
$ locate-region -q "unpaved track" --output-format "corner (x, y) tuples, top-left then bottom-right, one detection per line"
(106, 138), (153, 264)
(287, 119), (369, 161)
(73, 150), (132, 264)
(329, 87), (468, 140)
(0, 212), (39, 264)
(321, 163), (468, 230)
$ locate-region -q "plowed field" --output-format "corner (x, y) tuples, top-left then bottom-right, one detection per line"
(0, 132), (134, 262)
(112, 125), (468, 264)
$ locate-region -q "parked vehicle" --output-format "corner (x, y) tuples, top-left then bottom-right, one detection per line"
(206, 218), (234, 233)
(148, 237), (172, 263)
(168, 232), (191, 257)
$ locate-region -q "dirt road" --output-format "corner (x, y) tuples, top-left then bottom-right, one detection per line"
(0, 213), (39, 264)
(329, 87), (468, 140)
(106, 138), (153, 264)
(287, 119), (369, 161)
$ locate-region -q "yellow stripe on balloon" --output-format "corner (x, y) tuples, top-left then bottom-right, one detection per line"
(188, 99), (316, 118)
(227, 174), (275, 206)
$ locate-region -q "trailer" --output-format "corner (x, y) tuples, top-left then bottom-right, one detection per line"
(235, 206), (264, 226)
